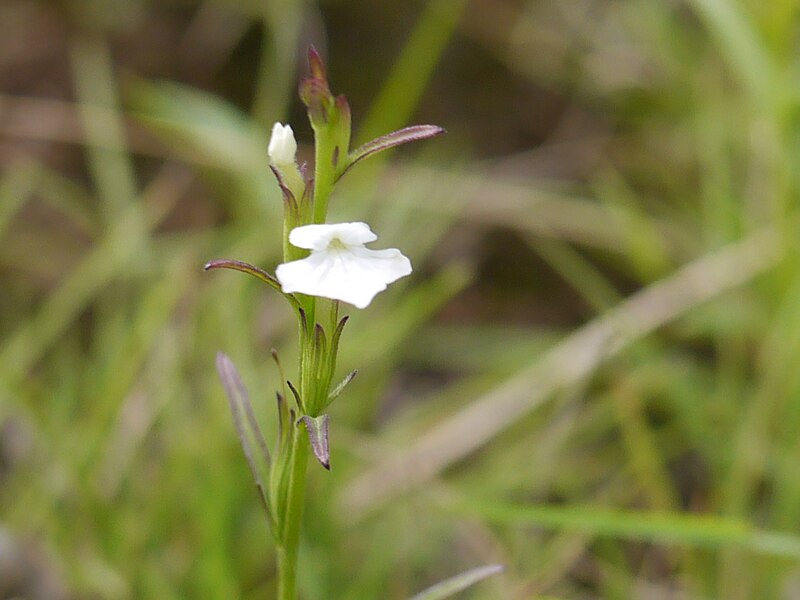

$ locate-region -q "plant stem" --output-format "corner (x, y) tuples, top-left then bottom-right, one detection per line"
(277, 425), (310, 600)
(312, 127), (336, 224)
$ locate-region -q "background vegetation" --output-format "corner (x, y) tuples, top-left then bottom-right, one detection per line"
(3, 0), (800, 598)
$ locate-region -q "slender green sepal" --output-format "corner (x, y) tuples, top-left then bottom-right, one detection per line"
(318, 315), (351, 410)
(329, 315), (349, 360)
(286, 379), (304, 414)
(271, 348), (289, 402)
(298, 308), (309, 340)
(310, 324), (329, 414)
(275, 392), (290, 455)
(299, 414), (331, 470)
(327, 370), (357, 404)
(313, 323), (328, 353)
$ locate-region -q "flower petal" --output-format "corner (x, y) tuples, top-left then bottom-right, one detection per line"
(289, 222), (377, 251)
(276, 245), (412, 308)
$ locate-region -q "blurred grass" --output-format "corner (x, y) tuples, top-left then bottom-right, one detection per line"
(3, 0), (800, 599)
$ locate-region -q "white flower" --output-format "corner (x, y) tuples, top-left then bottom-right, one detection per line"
(275, 222), (412, 308)
(268, 122), (297, 166)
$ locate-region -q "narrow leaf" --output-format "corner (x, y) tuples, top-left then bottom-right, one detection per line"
(299, 414), (331, 470)
(204, 259), (301, 312)
(341, 125), (444, 179)
(205, 258), (279, 287)
(215, 353), (275, 531)
(408, 564), (504, 600)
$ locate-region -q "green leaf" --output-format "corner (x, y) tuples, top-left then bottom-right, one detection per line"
(408, 564), (503, 600)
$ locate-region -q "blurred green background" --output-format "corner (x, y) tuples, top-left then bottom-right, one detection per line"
(4, 0), (800, 598)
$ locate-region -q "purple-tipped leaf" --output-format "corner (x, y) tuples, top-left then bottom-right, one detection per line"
(215, 353), (276, 531)
(204, 259), (301, 312)
(204, 258), (279, 288)
(408, 564), (504, 600)
(300, 414), (330, 470)
(340, 125), (445, 179)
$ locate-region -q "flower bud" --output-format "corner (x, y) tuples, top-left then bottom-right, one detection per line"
(268, 122), (297, 165)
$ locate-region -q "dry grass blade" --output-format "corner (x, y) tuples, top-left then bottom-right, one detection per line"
(341, 227), (782, 520)
(407, 564), (504, 600)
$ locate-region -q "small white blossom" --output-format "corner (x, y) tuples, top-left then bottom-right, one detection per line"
(268, 122), (297, 166)
(276, 222), (412, 308)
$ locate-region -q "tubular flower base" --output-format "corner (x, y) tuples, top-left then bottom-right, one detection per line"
(276, 222), (412, 309)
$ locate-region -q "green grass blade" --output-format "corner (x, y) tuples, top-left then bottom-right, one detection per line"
(688, 0), (776, 104)
(456, 499), (800, 561)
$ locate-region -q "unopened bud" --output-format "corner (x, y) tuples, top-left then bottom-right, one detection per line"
(268, 122), (297, 165)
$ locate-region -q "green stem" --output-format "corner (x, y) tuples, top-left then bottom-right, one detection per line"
(312, 128), (336, 224)
(277, 426), (310, 600)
